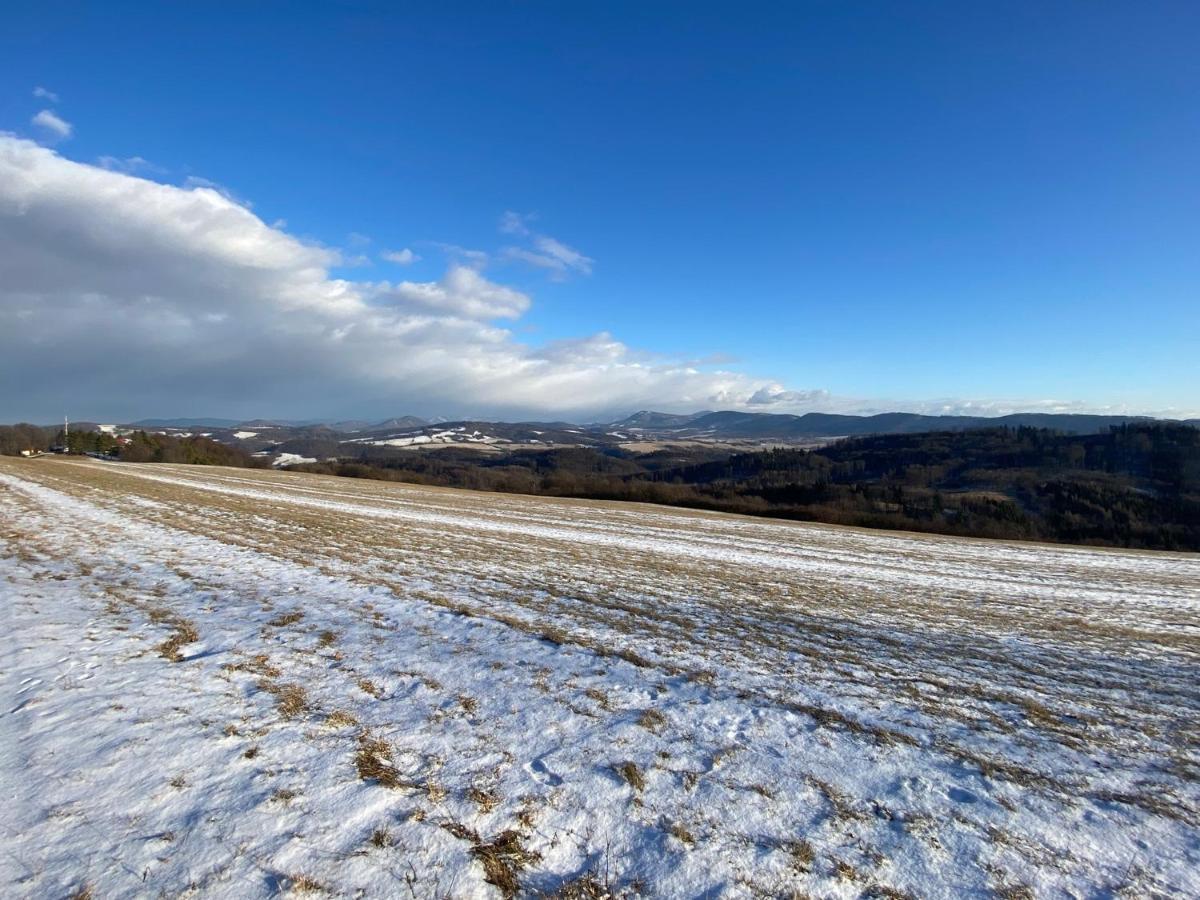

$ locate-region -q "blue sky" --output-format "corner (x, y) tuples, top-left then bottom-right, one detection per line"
(1, 2), (1197, 420)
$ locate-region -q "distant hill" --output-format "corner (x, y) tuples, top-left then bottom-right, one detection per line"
(370, 416), (429, 431)
(132, 417), (241, 428)
(614, 410), (1165, 439)
(610, 410), (713, 430)
(121, 410), (1185, 443)
(109, 408), (1191, 470)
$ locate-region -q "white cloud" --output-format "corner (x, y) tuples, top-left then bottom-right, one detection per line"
(431, 242), (490, 267)
(381, 247), (419, 265)
(0, 136), (799, 420)
(748, 385), (834, 407)
(182, 175), (251, 208)
(98, 155), (161, 175)
(499, 210), (532, 236)
(534, 236), (591, 273)
(504, 239), (594, 279)
(1, 136), (1168, 422)
(33, 86), (60, 103)
(31, 109), (72, 139)
(499, 213), (593, 279)
(503, 247), (564, 271)
(372, 265), (530, 319)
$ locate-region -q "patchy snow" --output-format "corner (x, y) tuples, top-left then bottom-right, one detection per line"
(364, 435), (433, 447)
(272, 453), (317, 467)
(350, 429), (508, 448)
(233, 431), (259, 439)
(1, 458), (1198, 899)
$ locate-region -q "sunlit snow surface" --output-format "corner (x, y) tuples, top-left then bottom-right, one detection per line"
(1, 458), (1197, 898)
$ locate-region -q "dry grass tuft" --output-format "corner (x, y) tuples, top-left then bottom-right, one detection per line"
(539, 625), (571, 646)
(616, 761), (645, 792)
(357, 678), (383, 698)
(224, 654), (281, 678)
(158, 620), (199, 662)
(548, 873), (608, 899)
(317, 629), (338, 647)
(469, 786), (500, 813)
(426, 780), (448, 804)
(325, 710), (357, 728)
(267, 610), (304, 627)
(472, 830), (540, 899)
(612, 648), (654, 668)
(668, 821), (695, 846)
(637, 708), (666, 732)
(835, 860), (861, 881)
(439, 821), (540, 897)
(288, 874), (326, 894)
(864, 884), (918, 900)
(786, 838), (815, 873)
(259, 681), (309, 718)
(243, 745), (260, 759)
(1018, 696), (1060, 728)
(67, 885), (93, 900)
(991, 886), (1035, 900)
(441, 821), (480, 842)
(369, 827), (392, 849)
(355, 734), (401, 788)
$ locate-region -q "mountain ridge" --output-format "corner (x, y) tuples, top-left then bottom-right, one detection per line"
(124, 409), (1194, 436)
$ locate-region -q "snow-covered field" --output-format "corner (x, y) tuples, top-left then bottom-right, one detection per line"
(1, 458), (1197, 899)
(344, 427), (508, 448)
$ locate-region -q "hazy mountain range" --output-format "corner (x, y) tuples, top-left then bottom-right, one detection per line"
(131, 409), (1192, 434)
(110, 410), (1199, 455)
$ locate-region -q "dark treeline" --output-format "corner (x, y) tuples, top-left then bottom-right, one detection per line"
(0, 423), (57, 455)
(291, 424), (1200, 551)
(115, 431), (268, 466)
(0, 424), (266, 468)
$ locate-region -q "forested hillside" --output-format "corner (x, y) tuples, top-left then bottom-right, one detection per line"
(293, 424), (1200, 550)
(0, 425), (265, 468)
(6, 420), (1196, 549)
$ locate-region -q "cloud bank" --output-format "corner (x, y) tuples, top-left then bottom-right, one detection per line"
(0, 135), (826, 421)
(0, 136), (1182, 423)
